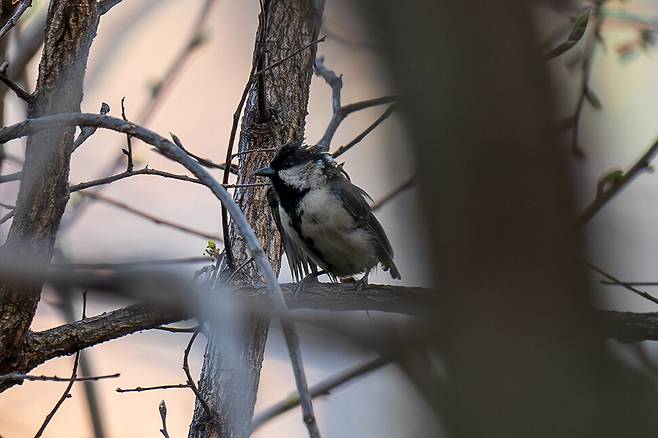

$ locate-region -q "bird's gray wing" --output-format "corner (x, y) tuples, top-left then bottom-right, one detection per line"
(266, 187), (318, 282)
(330, 171), (401, 279)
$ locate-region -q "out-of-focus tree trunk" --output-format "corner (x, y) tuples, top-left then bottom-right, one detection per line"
(188, 1), (324, 437)
(361, 0), (658, 437)
(0, 0), (101, 376)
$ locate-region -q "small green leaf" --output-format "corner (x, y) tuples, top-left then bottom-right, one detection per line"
(597, 169), (624, 195)
(545, 8), (591, 59)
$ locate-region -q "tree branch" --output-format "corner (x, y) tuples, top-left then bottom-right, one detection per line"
(76, 191), (223, 242)
(578, 137), (658, 226)
(0, 0), (32, 42)
(1, 282), (656, 390)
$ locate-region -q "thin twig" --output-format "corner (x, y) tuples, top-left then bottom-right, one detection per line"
(601, 281), (658, 287)
(0, 0), (33, 42)
(120, 97), (134, 172)
(159, 401), (171, 438)
(254, 35), (326, 76)
(221, 58), (259, 268)
(315, 57), (395, 150)
(587, 262), (658, 306)
(154, 325), (199, 334)
(570, 2), (604, 158)
(0, 61), (32, 102)
(230, 148), (277, 158)
(578, 138), (658, 226)
(77, 191), (223, 242)
(0, 171), (22, 183)
(72, 102), (110, 152)
(332, 104), (396, 158)
(371, 177), (415, 211)
(183, 330), (215, 422)
(226, 257), (254, 283)
(0, 372), (119, 383)
(54, 256), (213, 270)
(34, 291), (87, 438)
(0, 210), (14, 225)
(116, 384), (191, 393)
(69, 167), (203, 191)
(252, 355), (392, 430)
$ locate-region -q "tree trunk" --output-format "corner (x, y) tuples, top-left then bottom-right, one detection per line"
(188, 1), (324, 437)
(0, 0), (101, 375)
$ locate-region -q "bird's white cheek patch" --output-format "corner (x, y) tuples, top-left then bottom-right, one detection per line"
(278, 166), (309, 190)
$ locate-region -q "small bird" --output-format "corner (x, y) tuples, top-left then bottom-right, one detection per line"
(255, 141), (401, 286)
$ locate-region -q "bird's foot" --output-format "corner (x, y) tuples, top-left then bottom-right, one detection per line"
(354, 273), (369, 291)
(293, 271), (325, 296)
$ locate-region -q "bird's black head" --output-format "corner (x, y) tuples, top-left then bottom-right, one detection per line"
(254, 141), (328, 191)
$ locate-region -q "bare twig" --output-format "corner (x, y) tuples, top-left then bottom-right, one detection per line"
(252, 355), (393, 430)
(332, 104), (396, 158)
(69, 167), (203, 191)
(0, 372), (119, 383)
(315, 57), (395, 151)
(587, 262), (658, 306)
(116, 384), (191, 393)
(120, 97), (134, 172)
(183, 330), (215, 422)
(578, 138), (658, 226)
(254, 35), (326, 77)
(221, 56), (259, 268)
(0, 0), (33, 42)
(0, 61), (32, 102)
(72, 102), (110, 152)
(55, 257), (213, 270)
(0, 171), (22, 183)
(0, 210), (14, 225)
(154, 326), (199, 334)
(569, 2), (604, 157)
(77, 191), (222, 242)
(371, 177), (415, 211)
(34, 291), (87, 438)
(159, 401), (171, 438)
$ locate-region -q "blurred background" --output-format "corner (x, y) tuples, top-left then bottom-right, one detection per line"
(2, 0), (658, 436)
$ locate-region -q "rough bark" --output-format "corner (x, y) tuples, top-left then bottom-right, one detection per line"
(0, 0), (101, 373)
(188, 1), (324, 437)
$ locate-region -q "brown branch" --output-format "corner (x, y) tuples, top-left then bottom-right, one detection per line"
(254, 35), (326, 77)
(1, 281), (657, 388)
(0, 61), (32, 102)
(55, 257), (213, 270)
(34, 291), (87, 438)
(578, 137), (658, 226)
(0, 171), (22, 183)
(77, 191), (223, 242)
(159, 400), (171, 438)
(120, 97), (134, 172)
(588, 262), (658, 306)
(183, 330), (216, 423)
(72, 102), (110, 151)
(0, 0), (32, 42)
(332, 104), (395, 158)
(116, 383), (191, 393)
(252, 355), (393, 430)
(569, 2), (604, 158)
(69, 167), (204, 191)
(0, 372), (119, 383)
(315, 56), (396, 150)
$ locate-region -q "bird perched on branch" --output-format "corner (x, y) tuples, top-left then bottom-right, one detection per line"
(255, 141), (401, 287)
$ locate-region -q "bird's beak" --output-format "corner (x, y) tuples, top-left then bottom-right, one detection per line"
(254, 167), (275, 178)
